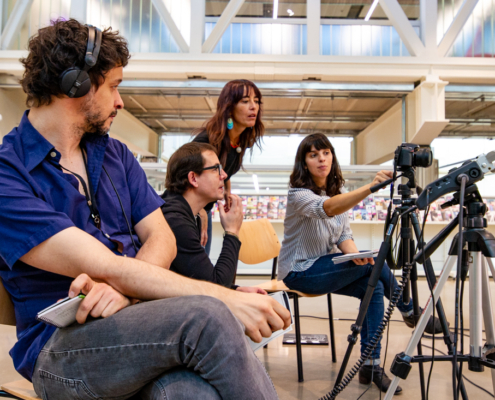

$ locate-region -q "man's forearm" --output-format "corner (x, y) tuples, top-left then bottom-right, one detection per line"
(135, 229), (176, 269)
(20, 227), (227, 301)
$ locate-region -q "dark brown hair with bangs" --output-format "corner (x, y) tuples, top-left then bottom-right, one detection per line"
(20, 18), (130, 107)
(193, 79), (264, 170)
(290, 133), (345, 196)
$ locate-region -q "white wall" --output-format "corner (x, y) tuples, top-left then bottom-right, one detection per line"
(0, 89), (27, 143)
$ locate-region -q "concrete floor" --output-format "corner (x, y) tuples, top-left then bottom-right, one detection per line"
(1, 277), (495, 399)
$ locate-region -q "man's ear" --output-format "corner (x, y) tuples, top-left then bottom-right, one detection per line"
(188, 171), (200, 188)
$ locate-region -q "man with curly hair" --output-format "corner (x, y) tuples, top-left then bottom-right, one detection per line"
(0, 19), (289, 400)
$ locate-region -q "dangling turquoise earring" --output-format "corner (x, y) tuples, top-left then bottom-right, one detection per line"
(227, 117), (234, 130)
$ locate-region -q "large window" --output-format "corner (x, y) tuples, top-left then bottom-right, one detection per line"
(321, 0), (419, 21)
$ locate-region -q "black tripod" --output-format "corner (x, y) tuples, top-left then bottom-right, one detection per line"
(325, 168), (465, 400)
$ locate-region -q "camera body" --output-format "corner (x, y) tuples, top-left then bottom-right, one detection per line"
(394, 143), (433, 170)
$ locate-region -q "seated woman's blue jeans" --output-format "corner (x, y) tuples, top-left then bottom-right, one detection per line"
(283, 253), (413, 361)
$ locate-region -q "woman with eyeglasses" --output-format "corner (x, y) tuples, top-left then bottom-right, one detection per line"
(278, 133), (443, 394)
(192, 79), (264, 255)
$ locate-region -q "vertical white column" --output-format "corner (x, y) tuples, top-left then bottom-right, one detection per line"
(190, 0), (205, 54)
(420, 0), (437, 56)
(306, 0), (320, 56)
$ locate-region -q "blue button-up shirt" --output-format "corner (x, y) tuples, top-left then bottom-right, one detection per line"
(0, 111), (164, 381)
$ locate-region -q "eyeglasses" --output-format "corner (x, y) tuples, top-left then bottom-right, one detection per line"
(202, 163), (223, 176)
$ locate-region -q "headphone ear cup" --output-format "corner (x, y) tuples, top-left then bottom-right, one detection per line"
(59, 67), (91, 98)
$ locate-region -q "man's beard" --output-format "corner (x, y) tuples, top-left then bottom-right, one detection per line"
(80, 97), (117, 138)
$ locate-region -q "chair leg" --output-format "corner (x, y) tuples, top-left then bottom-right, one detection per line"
(327, 293), (337, 363)
(293, 294), (304, 382)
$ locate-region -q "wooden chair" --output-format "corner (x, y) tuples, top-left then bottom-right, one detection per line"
(0, 279), (40, 400)
(238, 219), (337, 383)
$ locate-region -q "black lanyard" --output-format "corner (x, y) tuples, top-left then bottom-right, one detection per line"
(56, 148), (101, 229)
(50, 147), (125, 254)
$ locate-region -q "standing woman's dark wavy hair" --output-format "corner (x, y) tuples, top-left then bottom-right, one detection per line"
(194, 79), (264, 169)
(290, 133), (345, 197)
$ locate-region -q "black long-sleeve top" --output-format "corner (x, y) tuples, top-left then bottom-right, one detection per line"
(160, 190), (241, 288)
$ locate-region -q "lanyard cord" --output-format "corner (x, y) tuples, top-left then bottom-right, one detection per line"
(55, 148), (101, 229)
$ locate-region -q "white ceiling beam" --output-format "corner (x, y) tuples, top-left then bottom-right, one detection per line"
(437, 0), (479, 57)
(0, 0), (34, 50)
(420, 0), (437, 55)
(307, 0), (321, 56)
(379, 0), (426, 57)
(190, 0), (205, 54)
(202, 0), (246, 53)
(151, 0), (190, 53)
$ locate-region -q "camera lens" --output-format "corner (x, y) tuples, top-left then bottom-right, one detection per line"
(414, 148), (433, 168)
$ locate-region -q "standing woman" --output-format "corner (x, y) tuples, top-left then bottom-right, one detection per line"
(193, 79), (264, 255)
(278, 133), (442, 394)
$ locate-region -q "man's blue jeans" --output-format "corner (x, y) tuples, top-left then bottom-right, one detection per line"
(283, 254), (413, 360)
(32, 296), (278, 400)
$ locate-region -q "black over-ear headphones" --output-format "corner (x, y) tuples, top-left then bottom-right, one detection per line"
(59, 25), (102, 98)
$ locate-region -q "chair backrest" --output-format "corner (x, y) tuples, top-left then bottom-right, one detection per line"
(238, 219), (281, 265)
(0, 278), (16, 326)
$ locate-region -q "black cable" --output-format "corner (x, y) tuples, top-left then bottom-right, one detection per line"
(456, 278), (466, 398)
(321, 263), (412, 400)
(102, 165), (139, 254)
(453, 176), (468, 400)
(422, 344), (495, 398)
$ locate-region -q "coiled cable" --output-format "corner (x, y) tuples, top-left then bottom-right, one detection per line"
(320, 262), (412, 400)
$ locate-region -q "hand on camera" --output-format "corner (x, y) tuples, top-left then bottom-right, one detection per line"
(370, 170), (393, 189)
(219, 194), (243, 236)
(69, 273), (131, 324)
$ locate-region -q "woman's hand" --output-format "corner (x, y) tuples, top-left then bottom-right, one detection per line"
(352, 257), (375, 266)
(369, 170), (393, 192)
(69, 274), (131, 324)
(199, 209), (208, 247)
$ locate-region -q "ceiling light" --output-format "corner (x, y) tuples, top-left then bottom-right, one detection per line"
(273, 0), (279, 20)
(287, 9), (294, 17)
(364, 0), (379, 21)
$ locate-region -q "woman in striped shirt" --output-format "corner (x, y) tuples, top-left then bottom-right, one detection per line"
(279, 133), (441, 394)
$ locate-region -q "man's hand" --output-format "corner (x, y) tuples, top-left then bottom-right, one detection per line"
(219, 194), (243, 236)
(369, 170), (393, 190)
(199, 209), (209, 247)
(69, 274), (131, 324)
(222, 290), (291, 343)
(236, 286), (268, 295)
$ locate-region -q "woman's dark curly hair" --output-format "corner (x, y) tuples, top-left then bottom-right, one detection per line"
(166, 142), (217, 195)
(290, 133), (345, 197)
(20, 18), (130, 107)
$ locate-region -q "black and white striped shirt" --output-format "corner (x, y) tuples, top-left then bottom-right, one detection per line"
(278, 188), (353, 281)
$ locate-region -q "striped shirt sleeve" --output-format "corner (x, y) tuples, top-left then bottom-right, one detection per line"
(289, 188), (332, 219)
(337, 212), (353, 244)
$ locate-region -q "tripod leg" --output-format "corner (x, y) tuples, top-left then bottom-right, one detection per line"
(410, 261), (426, 400)
(469, 252), (483, 361)
(384, 256), (457, 400)
(486, 257), (495, 285)
(481, 256), (495, 396)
